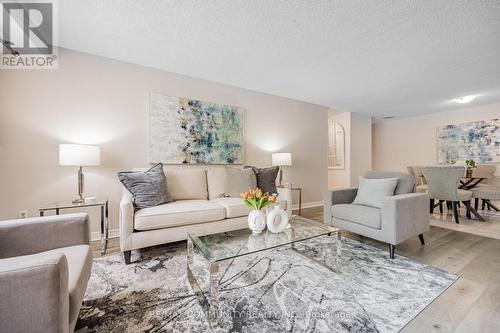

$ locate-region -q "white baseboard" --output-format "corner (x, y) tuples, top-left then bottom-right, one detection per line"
(91, 229), (119, 242)
(292, 201), (323, 210)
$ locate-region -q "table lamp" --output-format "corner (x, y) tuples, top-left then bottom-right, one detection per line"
(59, 144), (101, 203)
(272, 152), (292, 187)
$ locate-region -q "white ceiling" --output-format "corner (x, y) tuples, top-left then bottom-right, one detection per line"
(59, 0), (500, 119)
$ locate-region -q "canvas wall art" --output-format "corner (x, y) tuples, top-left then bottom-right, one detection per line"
(149, 93), (245, 164)
(437, 119), (499, 164)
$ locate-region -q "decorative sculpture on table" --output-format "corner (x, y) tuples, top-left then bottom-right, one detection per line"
(241, 189), (278, 234)
(266, 205), (289, 233)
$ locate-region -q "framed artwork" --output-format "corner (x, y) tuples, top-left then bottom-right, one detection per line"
(437, 119), (499, 164)
(149, 93), (245, 164)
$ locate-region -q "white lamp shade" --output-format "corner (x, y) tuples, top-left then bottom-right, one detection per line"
(272, 153), (292, 166)
(59, 144), (101, 166)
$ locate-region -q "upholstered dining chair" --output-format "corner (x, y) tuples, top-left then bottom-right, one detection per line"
(471, 185), (500, 211)
(407, 166), (428, 193)
(421, 166), (483, 223)
(472, 165), (497, 186)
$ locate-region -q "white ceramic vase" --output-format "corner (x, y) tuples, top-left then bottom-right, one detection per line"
(248, 209), (266, 234)
(266, 205), (289, 233)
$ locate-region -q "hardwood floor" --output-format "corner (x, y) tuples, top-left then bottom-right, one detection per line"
(91, 206), (500, 332)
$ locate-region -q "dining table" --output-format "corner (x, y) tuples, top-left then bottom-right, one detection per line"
(459, 177), (487, 190)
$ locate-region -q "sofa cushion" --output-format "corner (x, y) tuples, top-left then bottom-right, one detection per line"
(364, 171), (414, 195)
(134, 200), (226, 230)
(207, 167), (226, 199)
(224, 167), (257, 197)
(42, 245), (92, 326)
(244, 166), (279, 194)
(211, 197), (288, 218)
(331, 204), (382, 229)
(211, 197), (251, 218)
(118, 163), (172, 209)
(164, 169), (207, 200)
(353, 176), (398, 208)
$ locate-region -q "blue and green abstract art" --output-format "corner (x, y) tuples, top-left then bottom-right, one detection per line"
(437, 119), (499, 164)
(150, 93), (245, 164)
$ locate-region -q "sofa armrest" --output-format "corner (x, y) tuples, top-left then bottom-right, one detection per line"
(119, 188), (135, 251)
(277, 187), (293, 217)
(0, 213), (89, 258)
(381, 192), (429, 244)
(0, 252), (70, 333)
(324, 188), (358, 224)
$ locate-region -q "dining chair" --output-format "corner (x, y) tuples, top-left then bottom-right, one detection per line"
(407, 166), (428, 193)
(471, 185), (500, 211)
(421, 166), (476, 223)
(473, 165), (497, 186)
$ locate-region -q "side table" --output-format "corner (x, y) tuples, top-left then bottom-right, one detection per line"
(279, 186), (302, 215)
(39, 198), (109, 255)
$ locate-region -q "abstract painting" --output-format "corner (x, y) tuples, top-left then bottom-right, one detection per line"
(149, 93), (244, 164)
(437, 119), (499, 163)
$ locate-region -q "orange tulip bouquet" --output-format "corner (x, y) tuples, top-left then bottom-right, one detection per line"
(241, 188), (279, 233)
(241, 188), (279, 210)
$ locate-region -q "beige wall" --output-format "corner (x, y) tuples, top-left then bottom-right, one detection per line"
(0, 48), (328, 238)
(349, 112), (372, 186)
(373, 102), (500, 177)
(328, 111), (372, 189)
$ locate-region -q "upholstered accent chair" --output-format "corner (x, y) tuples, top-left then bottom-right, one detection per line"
(324, 171), (429, 259)
(0, 214), (92, 333)
(407, 166), (428, 193)
(421, 166), (482, 223)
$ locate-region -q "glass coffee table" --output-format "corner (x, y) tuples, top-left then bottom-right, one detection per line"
(186, 216), (341, 319)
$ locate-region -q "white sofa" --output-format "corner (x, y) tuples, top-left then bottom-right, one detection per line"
(119, 166), (292, 264)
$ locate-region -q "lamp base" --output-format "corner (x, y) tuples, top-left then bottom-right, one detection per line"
(73, 167), (85, 204)
(72, 196), (84, 204)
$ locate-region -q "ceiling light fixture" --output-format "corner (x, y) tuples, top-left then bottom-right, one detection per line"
(453, 95), (477, 104)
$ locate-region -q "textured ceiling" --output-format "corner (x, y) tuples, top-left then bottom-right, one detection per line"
(59, 0), (500, 118)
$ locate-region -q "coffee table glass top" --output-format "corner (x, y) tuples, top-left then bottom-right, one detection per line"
(188, 216), (339, 263)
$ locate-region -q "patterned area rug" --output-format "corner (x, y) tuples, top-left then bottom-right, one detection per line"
(76, 237), (457, 333)
(430, 207), (500, 240)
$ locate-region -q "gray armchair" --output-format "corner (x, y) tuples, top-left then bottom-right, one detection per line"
(324, 171), (429, 259)
(0, 213), (92, 333)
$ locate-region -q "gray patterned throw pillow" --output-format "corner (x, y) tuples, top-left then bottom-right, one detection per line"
(117, 163), (172, 209)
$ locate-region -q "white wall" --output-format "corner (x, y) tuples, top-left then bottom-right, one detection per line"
(349, 112), (372, 187)
(0, 48), (328, 236)
(328, 111), (372, 188)
(373, 102), (500, 177)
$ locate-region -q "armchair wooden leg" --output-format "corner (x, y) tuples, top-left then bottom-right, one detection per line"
(418, 234), (425, 246)
(389, 244), (395, 259)
(482, 200), (486, 210)
(452, 202), (460, 224)
(475, 198), (479, 211)
(123, 250), (131, 265)
(439, 200), (444, 214)
(430, 199), (435, 213)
